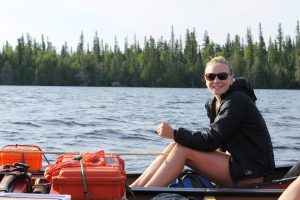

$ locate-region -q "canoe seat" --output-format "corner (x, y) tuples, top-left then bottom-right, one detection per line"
(283, 160), (300, 178)
(238, 161), (300, 189)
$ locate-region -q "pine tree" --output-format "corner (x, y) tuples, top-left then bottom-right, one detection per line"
(274, 24), (288, 87)
(1, 42), (16, 84)
(201, 31), (215, 63)
(244, 28), (255, 78)
(223, 34), (232, 59)
(295, 21), (300, 86)
(230, 35), (245, 78)
(283, 36), (295, 87)
(253, 23), (268, 88)
(77, 32), (85, 55)
(184, 29), (200, 87)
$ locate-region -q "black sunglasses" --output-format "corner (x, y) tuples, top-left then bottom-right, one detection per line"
(204, 72), (231, 81)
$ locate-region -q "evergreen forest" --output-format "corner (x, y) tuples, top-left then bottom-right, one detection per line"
(1, 22), (300, 88)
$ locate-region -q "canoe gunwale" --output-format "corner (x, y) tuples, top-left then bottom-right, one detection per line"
(131, 187), (284, 197)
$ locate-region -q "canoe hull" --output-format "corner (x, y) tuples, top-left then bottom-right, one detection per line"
(129, 187), (284, 200)
(126, 164), (295, 200)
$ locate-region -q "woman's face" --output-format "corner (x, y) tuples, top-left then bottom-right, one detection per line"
(204, 63), (233, 98)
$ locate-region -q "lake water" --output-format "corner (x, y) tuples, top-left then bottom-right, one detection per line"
(0, 86), (299, 172)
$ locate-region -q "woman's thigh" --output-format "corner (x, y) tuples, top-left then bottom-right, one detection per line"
(179, 145), (233, 186)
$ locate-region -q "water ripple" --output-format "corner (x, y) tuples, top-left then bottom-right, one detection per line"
(11, 121), (41, 127)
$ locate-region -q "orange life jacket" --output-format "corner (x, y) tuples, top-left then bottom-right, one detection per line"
(44, 150), (106, 182)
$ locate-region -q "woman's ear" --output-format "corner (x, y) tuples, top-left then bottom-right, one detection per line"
(231, 77), (235, 85)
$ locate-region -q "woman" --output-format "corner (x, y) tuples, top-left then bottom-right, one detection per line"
(130, 56), (275, 187)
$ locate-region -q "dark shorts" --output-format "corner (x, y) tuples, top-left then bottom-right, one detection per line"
(229, 156), (264, 182)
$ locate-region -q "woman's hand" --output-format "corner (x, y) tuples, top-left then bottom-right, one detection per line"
(156, 122), (174, 139)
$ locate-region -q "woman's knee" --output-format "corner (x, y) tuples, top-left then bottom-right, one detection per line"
(169, 141), (176, 147)
(169, 143), (212, 161)
(161, 141), (177, 155)
(172, 143), (192, 155)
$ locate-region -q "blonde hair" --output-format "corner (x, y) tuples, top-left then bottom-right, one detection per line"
(206, 56), (233, 75)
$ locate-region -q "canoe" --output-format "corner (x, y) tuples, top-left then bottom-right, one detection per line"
(0, 145), (298, 200)
(1, 164), (293, 200)
(126, 164), (298, 200)
(1, 162), (296, 200)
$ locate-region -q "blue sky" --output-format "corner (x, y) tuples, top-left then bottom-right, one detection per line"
(1, 0), (299, 50)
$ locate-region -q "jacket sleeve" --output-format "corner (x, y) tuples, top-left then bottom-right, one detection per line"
(174, 92), (249, 151)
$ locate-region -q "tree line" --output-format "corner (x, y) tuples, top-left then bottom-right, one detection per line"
(1, 22), (300, 88)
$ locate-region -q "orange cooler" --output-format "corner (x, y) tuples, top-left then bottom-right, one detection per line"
(0, 145), (42, 171)
(50, 154), (126, 200)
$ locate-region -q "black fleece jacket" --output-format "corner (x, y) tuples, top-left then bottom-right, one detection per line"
(174, 77), (275, 181)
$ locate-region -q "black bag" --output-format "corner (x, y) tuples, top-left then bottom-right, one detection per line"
(0, 163), (32, 193)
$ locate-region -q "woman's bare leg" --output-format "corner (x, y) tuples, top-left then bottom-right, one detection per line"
(145, 144), (233, 187)
(185, 148), (233, 186)
(130, 141), (176, 187)
(278, 176), (300, 200)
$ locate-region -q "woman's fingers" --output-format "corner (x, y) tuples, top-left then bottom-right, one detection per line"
(156, 122), (174, 139)
(156, 122), (163, 133)
(156, 122), (167, 134)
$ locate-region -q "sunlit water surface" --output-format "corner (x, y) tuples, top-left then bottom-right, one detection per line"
(0, 86), (299, 172)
